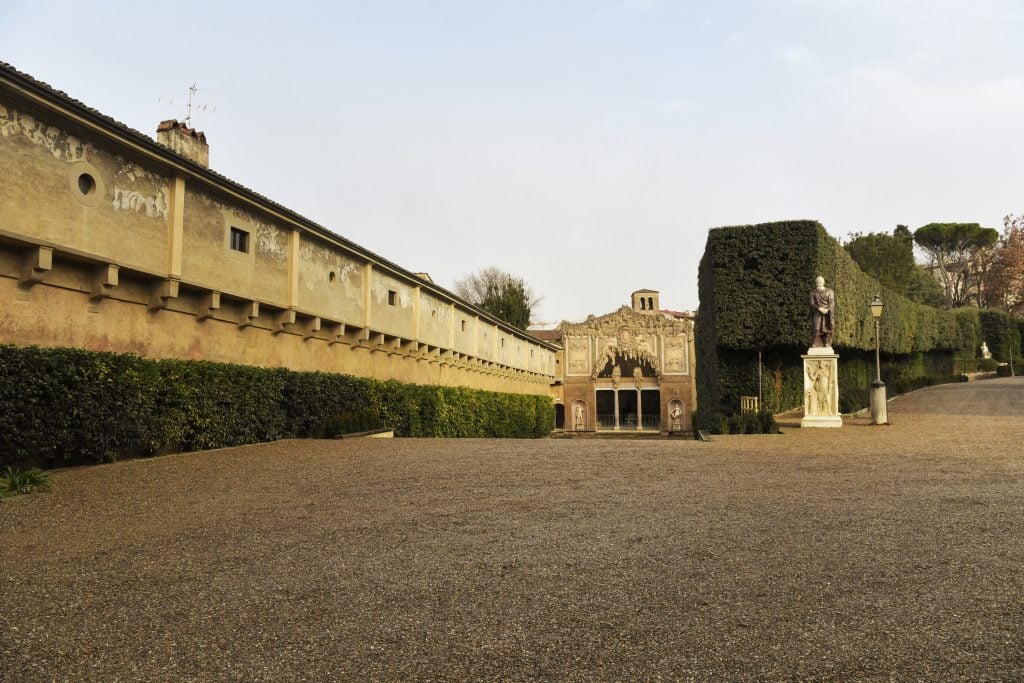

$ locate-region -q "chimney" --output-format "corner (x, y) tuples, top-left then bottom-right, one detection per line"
(156, 119), (209, 167)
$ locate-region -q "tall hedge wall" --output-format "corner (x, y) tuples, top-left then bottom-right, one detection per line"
(696, 220), (1015, 415)
(0, 345), (554, 470)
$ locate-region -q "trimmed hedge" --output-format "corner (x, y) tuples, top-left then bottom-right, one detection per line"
(979, 309), (1022, 363)
(696, 221), (1007, 415)
(0, 345), (554, 469)
(691, 409), (779, 436)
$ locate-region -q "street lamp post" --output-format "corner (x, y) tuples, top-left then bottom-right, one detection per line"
(870, 295), (888, 425)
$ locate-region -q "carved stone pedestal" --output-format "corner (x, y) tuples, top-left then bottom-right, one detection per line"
(801, 348), (842, 428)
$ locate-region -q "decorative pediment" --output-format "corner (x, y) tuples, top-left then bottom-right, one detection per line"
(562, 306), (692, 337)
(561, 307), (693, 378)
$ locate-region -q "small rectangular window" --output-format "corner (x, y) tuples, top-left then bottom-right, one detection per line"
(387, 290), (397, 306)
(229, 227), (249, 253)
(461, 320), (467, 331)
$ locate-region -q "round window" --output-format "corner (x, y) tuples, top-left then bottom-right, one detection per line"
(67, 162), (104, 207)
(78, 173), (96, 195)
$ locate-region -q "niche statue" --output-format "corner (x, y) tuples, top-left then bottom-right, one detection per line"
(809, 276), (835, 349)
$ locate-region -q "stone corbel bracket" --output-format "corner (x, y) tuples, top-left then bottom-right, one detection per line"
(303, 316), (322, 341)
(17, 246), (53, 296)
(273, 309), (297, 335)
(90, 264), (119, 302)
(87, 264), (119, 312)
(149, 278), (180, 312)
(326, 322), (348, 345)
(238, 301), (260, 329)
(364, 332), (386, 352)
(197, 291), (221, 322)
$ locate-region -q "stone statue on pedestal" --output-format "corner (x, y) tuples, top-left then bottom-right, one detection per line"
(809, 276), (835, 349)
(669, 402), (682, 431)
(802, 276), (842, 428)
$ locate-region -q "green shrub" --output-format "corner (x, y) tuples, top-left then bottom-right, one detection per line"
(692, 409), (728, 436)
(727, 413), (746, 434)
(0, 466), (51, 497)
(691, 409), (777, 437)
(0, 344), (555, 469)
(758, 410), (779, 434)
(976, 358), (1000, 372)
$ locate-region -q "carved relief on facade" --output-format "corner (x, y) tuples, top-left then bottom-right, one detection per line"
(562, 306), (693, 381)
(804, 358), (837, 417)
(566, 337), (590, 376)
(592, 326), (661, 379)
(662, 336), (690, 375)
(570, 306), (691, 338)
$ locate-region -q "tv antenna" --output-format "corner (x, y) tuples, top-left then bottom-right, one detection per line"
(157, 82), (219, 126)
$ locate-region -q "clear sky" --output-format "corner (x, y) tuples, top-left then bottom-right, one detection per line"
(3, 0), (1022, 323)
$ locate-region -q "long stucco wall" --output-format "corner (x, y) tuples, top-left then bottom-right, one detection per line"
(0, 93), (554, 394)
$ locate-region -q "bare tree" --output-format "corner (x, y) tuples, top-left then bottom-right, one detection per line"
(453, 267), (542, 330)
(989, 214), (1024, 315)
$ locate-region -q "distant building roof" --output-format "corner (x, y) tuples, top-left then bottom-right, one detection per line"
(661, 309), (695, 319)
(528, 329), (564, 342)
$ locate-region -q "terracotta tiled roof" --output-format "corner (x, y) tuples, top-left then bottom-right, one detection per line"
(660, 309), (695, 319)
(528, 329), (564, 342)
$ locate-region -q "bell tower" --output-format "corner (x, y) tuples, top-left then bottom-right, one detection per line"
(631, 289), (659, 313)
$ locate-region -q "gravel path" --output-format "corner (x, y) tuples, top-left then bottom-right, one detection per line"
(2, 378), (1023, 682)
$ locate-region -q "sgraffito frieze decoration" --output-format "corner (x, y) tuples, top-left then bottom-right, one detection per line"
(111, 162), (169, 219)
(190, 189), (291, 263)
(0, 104), (170, 219)
(0, 104), (93, 161)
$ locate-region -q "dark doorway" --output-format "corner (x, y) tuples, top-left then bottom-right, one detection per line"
(554, 404), (565, 429)
(641, 389), (661, 429)
(596, 390), (615, 429)
(618, 390), (638, 429)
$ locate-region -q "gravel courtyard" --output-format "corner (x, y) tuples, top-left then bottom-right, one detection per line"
(2, 378), (1023, 682)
